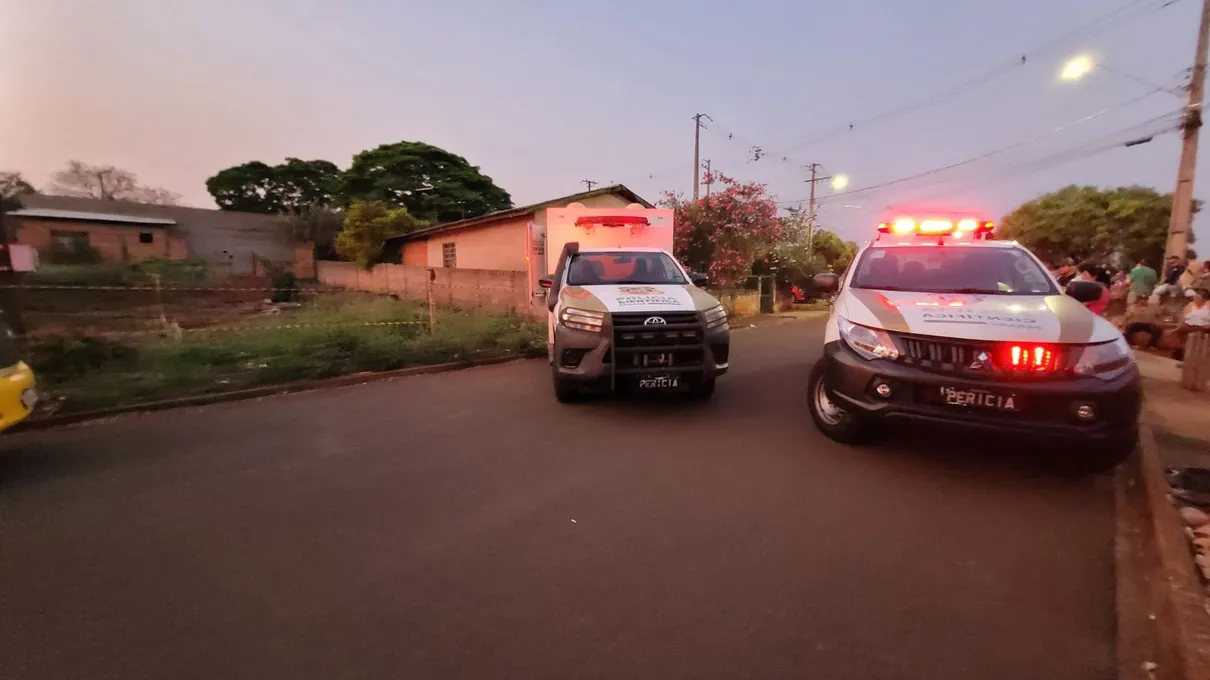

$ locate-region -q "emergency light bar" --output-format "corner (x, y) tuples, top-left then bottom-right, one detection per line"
(876, 218), (994, 237)
(574, 215), (650, 228)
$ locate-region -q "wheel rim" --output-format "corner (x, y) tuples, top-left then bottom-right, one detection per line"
(813, 379), (845, 425)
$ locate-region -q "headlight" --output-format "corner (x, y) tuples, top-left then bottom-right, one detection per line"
(1072, 336), (1133, 380)
(704, 304), (728, 329)
(838, 317), (900, 361)
(559, 307), (604, 332)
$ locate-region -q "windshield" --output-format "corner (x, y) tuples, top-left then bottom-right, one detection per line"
(566, 251), (687, 286)
(849, 245), (1059, 295)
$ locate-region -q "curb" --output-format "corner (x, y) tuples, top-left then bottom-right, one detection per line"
(1123, 416), (1210, 679)
(12, 352), (543, 431)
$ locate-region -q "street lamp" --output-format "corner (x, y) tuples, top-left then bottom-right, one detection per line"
(831, 174), (850, 190)
(1061, 55), (1095, 81)
(1058, 54), (1184, 96)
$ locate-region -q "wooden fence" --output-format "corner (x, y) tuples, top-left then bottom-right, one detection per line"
(316, 262), (541, 318)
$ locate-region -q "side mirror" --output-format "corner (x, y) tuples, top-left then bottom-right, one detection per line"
(538, 276), (552, 290)
(1065, 279), (1103, 303)
(813, 273), (840, 293)
(690, 272), (708, 287)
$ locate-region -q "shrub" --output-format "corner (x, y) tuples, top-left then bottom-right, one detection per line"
(28, 335), (139, 380)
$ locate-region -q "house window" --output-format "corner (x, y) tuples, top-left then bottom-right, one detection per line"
(50, 230), (90, 254)
(138, 232), (154, 244)
(442, 242), (456, 268)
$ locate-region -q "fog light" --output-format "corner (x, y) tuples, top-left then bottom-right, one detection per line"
(874, 382), (893, 398)
(1075, 403), (1096, 421)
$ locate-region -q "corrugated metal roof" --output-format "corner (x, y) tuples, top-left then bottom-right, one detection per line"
(9, 208), (177, 226)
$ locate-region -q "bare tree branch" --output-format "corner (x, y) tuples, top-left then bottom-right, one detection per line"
(48, 160), (179, 205)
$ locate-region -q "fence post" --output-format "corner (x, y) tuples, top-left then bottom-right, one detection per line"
(153, 273), (167, 326)
(427, 268), (437, 334)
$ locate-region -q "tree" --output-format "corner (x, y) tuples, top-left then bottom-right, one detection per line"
(48, 161), (180, 205)
(662, 171), (782, 287)
(999, 185), (1199, 267)
(0, 172), (35, 214)
(0, 172), (35, 200)
(755, 207), (857, 286)
(287, 204), (344, 261)
(206, 158), (342, 214)
(342, 141), (512, 223)
(335, 200), (427, 269)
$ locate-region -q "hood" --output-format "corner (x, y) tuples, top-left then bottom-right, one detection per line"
(560, 284), (720, 313)
(839, 289), (1121, 344)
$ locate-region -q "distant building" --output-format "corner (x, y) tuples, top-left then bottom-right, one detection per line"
(8, 195), (308, 276)
(383, 184), (653, 292)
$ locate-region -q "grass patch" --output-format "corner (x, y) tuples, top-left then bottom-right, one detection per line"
(26, 259), (217, 287)
(28, 297), (546, 414)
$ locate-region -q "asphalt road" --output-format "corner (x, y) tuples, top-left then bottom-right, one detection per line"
(0, 318), (1116, 680)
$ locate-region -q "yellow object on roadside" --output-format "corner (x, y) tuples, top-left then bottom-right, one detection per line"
(0, 361), (37, 433)
(0, 320), (36, 433)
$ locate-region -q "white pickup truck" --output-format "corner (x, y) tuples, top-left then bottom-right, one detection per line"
(538, 203), (731, 402)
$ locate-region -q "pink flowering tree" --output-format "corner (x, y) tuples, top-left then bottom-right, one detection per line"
(660, 171), (782, 287)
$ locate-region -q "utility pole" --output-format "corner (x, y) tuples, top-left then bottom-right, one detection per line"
(580, 179), (598, 191)
(692, 113), (711, 200)
(805, 163), (821, 255)
(704, 160), (712, 198)
(1166, 0), (1210, 261)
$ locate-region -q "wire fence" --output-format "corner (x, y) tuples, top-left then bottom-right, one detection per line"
(3, 274), (545, 418)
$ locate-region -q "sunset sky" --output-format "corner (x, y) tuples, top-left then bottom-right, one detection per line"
(4, 0), (1208, 246)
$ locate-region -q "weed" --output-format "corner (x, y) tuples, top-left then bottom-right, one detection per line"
(27, 298), (545, 414)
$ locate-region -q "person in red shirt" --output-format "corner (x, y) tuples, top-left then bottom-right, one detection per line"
(1074, 262), (1110, 316)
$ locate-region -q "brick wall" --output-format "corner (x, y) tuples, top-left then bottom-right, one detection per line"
(317, 261), (542, 318)
(15, 218), (186, 262)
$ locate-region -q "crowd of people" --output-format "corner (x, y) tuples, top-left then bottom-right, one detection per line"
(1049, 253), (1210, 360)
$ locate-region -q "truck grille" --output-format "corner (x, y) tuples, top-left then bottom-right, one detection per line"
(890, 332), (1074, 379)
(897, 335), (981, 369)
(610, 311), (705, 374)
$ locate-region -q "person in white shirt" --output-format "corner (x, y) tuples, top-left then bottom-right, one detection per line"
(1173, 287), (1210, 361)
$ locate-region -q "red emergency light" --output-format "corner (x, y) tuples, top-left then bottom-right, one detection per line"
(1001, 343), (1061, 373)
(876, 217), (994, 237)
(575, 215), (650, 228)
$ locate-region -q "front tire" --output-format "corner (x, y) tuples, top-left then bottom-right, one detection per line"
(807, 361), (876, 444)
(692, 375), (716, 401)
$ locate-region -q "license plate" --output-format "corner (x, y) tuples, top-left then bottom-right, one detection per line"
(638, 353), (674, 369)
(638, 375), (679, 390)
(938, 386), (1020, 411)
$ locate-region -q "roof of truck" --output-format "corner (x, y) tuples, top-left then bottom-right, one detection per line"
(576, 247), (669, 253)
(865, 238), (1022, 249)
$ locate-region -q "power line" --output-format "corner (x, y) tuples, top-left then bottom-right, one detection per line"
(627, 1), (1184, 195)
(776, 0), (1180, 154)
(886, 112), (1184, 205)
(777, 89), (1166, 204)
(695, 0), (1181, 172)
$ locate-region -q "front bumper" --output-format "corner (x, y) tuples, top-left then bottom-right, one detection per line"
(820, 340), (1141, 442)
(553, 321), (730, 384)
